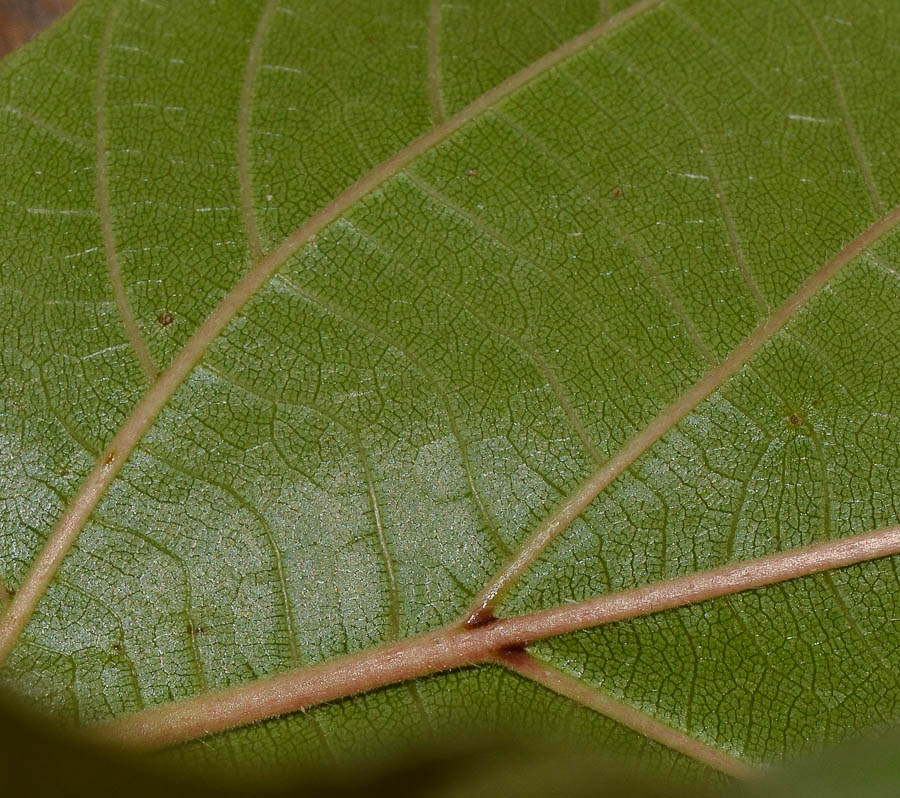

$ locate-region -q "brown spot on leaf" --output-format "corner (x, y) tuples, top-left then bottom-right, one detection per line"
(103, 450), (117, 466)
(788, 413), (801, 426)
(156, 312), (174, 327)
(612, 188), (621, 197)
(466, 169), (477, 177)
(496, 644), (528, 662)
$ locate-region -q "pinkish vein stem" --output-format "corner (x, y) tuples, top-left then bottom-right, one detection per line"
(92, 524), (900, 753)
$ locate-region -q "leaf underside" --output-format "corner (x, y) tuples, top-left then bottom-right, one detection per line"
(2, 0), (900, 784)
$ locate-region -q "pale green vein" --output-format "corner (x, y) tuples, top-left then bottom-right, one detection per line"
(427, 0), (445, 125)
(793, 0), (883, 216)
(723, 436), (774, 560)
(1, 104), (91, 148)
(667, 4), (776, 106)
(822, 572), (894, 682)
(489, 106), (717, 366)
(93, 513), (205, 696)
(610, 49), (768, 312)
(55, 574), (146, 708)
(356, 426), (402, 638)
(96, 5), (158, 383)
(199, 359), (408, 638)
(344, 206), (604, 464)
(272, 269), (508, 557)
(238, 0), (276, 262)
(141, 444), (302, 667)
(400, 168), (670, 404)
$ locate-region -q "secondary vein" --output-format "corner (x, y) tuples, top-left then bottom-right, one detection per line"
(0, 0), (663, 666)
(466, 203), (900, 622)
(496, 648), (759, 779)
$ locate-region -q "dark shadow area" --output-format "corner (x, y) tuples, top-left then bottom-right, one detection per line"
(0, 693), (713, 798)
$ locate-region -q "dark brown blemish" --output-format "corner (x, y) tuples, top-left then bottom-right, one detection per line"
(112, 643), (123, 654)
(103, 450), (117, 466)
(464, 607), (497, 629)
(496, 644), (528, 663)
(612, 188), (621, 198)
(157, 312), (174, 327)
(1, 580), (15, 611)
(788, 413), (801, 426)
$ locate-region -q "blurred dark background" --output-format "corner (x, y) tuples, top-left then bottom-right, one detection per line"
(0, 0), (76, 57)
(0, 692), (708, 798)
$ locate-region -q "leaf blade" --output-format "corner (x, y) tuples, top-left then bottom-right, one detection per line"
(3, 0), (900, 782)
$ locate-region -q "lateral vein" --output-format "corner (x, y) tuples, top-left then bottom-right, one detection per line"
(496, 648), (759, 779)
(238, 0), (276, 262)
(0, 0), (662, 666)
(467, 204), (900, 621)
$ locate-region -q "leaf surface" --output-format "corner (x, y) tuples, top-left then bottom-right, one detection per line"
(2, 0), (900, 783)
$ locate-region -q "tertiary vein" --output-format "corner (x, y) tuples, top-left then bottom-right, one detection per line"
(96, 5), (158, 383)
(237, 0), (276, 262)
(428, 0), (445, 125)
(793, 0), (883, 217)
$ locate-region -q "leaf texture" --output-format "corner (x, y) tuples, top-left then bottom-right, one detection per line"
(2, 0), (900, 784)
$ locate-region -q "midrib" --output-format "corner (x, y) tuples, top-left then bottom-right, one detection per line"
(93, 524), (900, 753)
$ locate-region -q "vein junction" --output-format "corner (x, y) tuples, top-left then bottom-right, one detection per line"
(93, 524), (900, 773)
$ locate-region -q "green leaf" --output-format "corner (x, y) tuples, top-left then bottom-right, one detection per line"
(2, 0), (900, 786)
